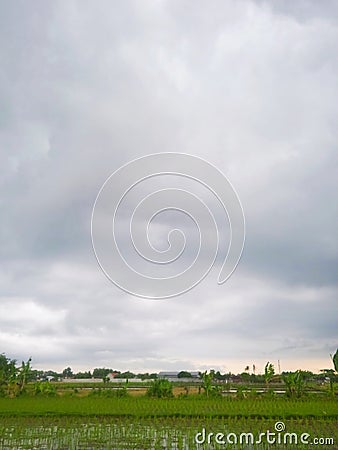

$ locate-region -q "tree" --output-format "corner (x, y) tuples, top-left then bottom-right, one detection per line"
(213, 371), (224, 381)
(240, 372), (251, 383)
(0, 354), (32, 397)
(320, 349), (338, 395)
(93, 368), (116, 379)
(44, 370), (59, 381)
(0, 354), (16, 382)
(0, 354), (17, 396)
(17, 357), (32, 393)
(331, 349), (338, 372)
(62, 367), (73, 378)
(177, 371), (192, 378)
(119, 371), (135, 379)
(264, 362), (275, 386)
(320, 369), (335, 395)
(74, 371), (92, 379)
(282, 370), (305, 398)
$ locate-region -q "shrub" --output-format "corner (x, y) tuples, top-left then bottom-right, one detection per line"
(34, 382), (57, 397)
(89, 387), (128, 398)
(146, 379), (173, 398)
(282, 370), (306, 398)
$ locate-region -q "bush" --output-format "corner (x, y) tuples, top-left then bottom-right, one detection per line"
(146, 379), (173, 398)
(34, 382), (57, 397)
(89, 387), (129, 398)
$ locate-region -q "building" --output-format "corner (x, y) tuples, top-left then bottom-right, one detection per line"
(61, 378), (103, 383)
(107, 373), (148, 383)
(158, 371), (200, 383)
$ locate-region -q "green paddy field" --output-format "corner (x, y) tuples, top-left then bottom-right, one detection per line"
(0, 395), (337, 449)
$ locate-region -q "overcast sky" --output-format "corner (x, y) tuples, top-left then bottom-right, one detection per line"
(1, 0), (337, 375)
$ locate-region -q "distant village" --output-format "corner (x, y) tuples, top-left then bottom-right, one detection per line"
(59, 371), (201, 384)
(37, 367), (331, 385)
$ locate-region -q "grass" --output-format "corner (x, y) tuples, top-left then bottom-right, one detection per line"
(0, 396), (336, 418)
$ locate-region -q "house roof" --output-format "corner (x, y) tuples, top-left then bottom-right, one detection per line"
(159, 371), (200, 377)
(158, 371), (179, 376)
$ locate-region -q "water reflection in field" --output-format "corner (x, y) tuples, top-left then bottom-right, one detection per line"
(0, 417), (337, 450)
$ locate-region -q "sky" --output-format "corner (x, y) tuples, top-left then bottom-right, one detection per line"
(0, 0), (337, 375)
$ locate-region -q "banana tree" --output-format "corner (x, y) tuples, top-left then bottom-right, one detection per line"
(282, 370), (305, 398)
(332, 349), (338, 372)
(320, 349), (338, 395)
(17, 357), (32, 393)
(200, 370), (214, 397)
(264, 362), (275, 387)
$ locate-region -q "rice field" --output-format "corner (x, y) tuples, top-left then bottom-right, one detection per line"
(0, 416), (337, 449)
(0, 396), (337, 449)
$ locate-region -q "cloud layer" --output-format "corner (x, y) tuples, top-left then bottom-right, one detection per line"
(1, 0), (337, 373)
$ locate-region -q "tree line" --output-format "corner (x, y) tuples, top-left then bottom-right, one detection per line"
(1, 350), (337, 399)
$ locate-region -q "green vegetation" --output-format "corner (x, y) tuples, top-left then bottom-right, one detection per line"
(146, 379), (173, 398)
(319, 348), (338, 396)
(264, 361), (275, 386)
(0, 397), (336, 449)
(0, 351), (337, 448)
(200, 370), (213, 397)
(34, 381), (57, 397)
(177, 370), (192, 378)
(333, 349), (338, 372)
(0, 416), (336, 450)
(0, 354), (32, 397)
(200, 370), (222, 397)
(282, 370), (305, 398)
(89, 386), (129, 398)
(0, 396), (336, 418)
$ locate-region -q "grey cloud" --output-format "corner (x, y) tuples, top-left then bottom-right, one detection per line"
(255, 0), (338, 23)
(0, 0), (337, 373)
